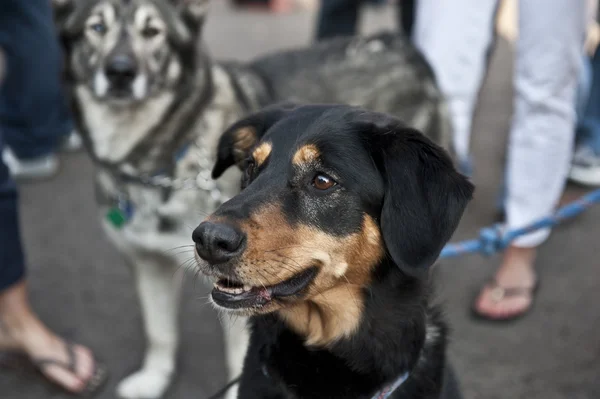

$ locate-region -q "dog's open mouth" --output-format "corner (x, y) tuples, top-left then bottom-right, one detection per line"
(108, 88), (133, 100)
(211, 267), (318, 310)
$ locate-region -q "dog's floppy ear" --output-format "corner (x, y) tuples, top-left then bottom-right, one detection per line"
(212, 103), (297, 179)
(51, 0), (73, 19)
(52, 1), (100, 40)
(357, 112), (474, 275)
(51, 0), (78, 34)
(168, 0), (211, 33)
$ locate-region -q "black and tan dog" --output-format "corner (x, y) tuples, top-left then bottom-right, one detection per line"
(193, 103), (473, 399)
(52, 1), (450, 396)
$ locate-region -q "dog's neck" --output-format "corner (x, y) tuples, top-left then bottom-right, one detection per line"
(278, 282), (365, 347)
(74, 87), (175, 165)
(258, 260), (445, 397)
(250, 260), (448, 398)
(324, 262), (432, 377)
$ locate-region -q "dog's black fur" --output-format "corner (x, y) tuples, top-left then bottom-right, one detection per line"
(194, 104), (473, 399)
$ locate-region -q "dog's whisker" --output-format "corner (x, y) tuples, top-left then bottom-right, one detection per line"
(184, 223), (196, 231)
(253, 269), (270, 293)
(270, 254), (305, 271)
(176, 257), (198, 274)
(264, 252), (305, 269)
(168, 249), (196, 259)
(165, 244), (195, 252)
(262, 257), (298, 273)
(191, 267), (211, 294)
(273, 261), (304, 277)
(341, 275), (362, 313)
(263, 245), (323, 254)
(175, 258), (195, 272)
(262, 258), (302, 278)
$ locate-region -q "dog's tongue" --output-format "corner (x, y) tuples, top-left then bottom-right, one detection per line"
(212, 267), (318, 307)
(257, 287), (272, 301)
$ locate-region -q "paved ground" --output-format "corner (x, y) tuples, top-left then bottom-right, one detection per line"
(2, 3), (599, 399)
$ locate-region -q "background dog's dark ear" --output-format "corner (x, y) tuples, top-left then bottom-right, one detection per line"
(168, 0), (211, 33)
(52, 1), (101, 40)
(52, 0), (73, 21)
(212, 103), (297, 179)
(51, 0), (78, 34)
(358, 112), (474, 275)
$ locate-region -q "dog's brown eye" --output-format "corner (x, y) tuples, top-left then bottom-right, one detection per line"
(142, 26), (161, 38)
(312, 174), (336, 190)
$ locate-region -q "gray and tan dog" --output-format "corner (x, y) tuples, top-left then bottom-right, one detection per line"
(52, 1), (449, 398)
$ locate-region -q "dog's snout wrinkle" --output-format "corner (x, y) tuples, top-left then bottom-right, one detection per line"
(193, 222), (246, 265)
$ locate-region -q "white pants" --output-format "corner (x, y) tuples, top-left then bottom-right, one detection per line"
(414, 0), (587, 247)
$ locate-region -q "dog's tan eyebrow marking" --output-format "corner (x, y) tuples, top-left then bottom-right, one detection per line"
(252, 142), (272, 166)
(292, 144), (320, 166)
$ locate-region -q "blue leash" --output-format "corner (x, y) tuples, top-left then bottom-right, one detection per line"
(440, 188), (600, 259)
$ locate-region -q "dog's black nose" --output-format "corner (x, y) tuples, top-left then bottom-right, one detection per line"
(193, 222), (246, 264)
(105, 54), (137, 85)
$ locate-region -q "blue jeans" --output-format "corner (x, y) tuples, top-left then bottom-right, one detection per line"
(0, 0), (72, 160)
(315, 0), (416, 41)
(0, 0), (71, 291)
(576, 47), (600, 153)
(0, 131), (25, 291)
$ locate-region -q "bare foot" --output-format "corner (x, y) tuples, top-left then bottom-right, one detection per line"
(0, 282), (96, 393)
(474, 246), (538, 320)
(270, 0), (293, 13)
(0, 318), (20, 350)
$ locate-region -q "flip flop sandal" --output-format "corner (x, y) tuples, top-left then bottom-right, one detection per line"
(33, 340), (109, 397)
(0, 341), (109, 397)
(470, 278), (540, 323)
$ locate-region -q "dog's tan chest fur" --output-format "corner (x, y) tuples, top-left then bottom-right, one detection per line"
(279, 284), (365, 347)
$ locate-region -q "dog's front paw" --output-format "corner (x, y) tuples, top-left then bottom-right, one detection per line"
(117, 369), (172, 399)
(224, 385), (239, 399)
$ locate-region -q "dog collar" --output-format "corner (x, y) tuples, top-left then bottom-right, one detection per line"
(371, 371), (410, 399)
(103, 142), (192, 229)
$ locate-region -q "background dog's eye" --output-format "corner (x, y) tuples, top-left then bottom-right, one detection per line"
(312, 174), (336, 190)
(241, 159), (255, 189)
(142, 26), (161, 38)
(244, 160), (256, 178)
(90, 22), (107, 35)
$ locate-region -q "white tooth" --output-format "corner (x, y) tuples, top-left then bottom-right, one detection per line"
(243, 285), (252, 292)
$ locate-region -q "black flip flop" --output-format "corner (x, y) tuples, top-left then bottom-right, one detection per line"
(0, 341), (108, 397)
(470, 278), (540, 323)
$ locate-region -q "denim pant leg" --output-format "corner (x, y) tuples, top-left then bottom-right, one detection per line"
(316, 0), (415, 41)
(315, 0), (363, 41)
(576, 55), (592, 125)
(578, 46), (600, 153)
(398, 0), (417, 39)
(0, 0), (72, 160)
(0, 130), (26, 292)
